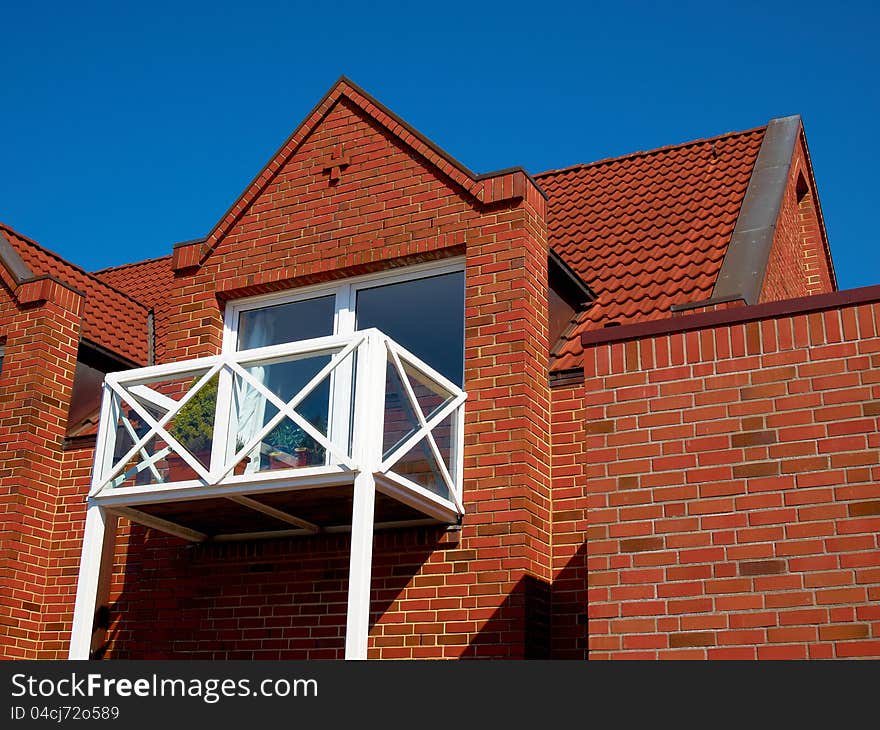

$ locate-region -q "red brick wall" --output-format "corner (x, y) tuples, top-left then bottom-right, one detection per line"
(581, 293), (880, 658)
(33, 445), (99, 659)
(6, 86), (861, 662)
(797, 183), (833, 296)
(94, 525), (521, 660)
(760, 133), (835, 302)
(551, 382), (588, 658)
(0, 280), (84, 658)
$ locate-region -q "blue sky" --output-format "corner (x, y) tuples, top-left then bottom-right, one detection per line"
(1, 1), (877, 287)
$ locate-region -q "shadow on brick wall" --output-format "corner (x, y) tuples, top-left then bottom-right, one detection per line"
(550, 541), (588, 659)
(97, 524), (445, 659)
(92, 527), (588, 659)
(463, 573), (551, 659)
(462, 540), (588, 660)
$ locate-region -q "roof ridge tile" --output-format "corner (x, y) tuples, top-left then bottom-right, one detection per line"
(535, 124), (766, 180)
(93, 253), (173, 275)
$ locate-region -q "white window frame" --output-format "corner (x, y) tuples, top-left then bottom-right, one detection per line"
(220, 257), (465, 472)
(221, 257), (466, 350)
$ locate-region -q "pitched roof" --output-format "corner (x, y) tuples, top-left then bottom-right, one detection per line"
(94, 254), (174, 312)
(0, 222), (150, 364)
(94, 254), (176, 361)
(536, 126), (767, 371)
(0, 101), (779, 376)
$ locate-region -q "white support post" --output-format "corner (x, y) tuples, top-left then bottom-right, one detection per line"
(345, 471), (376, 659)
(344, 331), (383, 660)
(69, 502), (118, 659)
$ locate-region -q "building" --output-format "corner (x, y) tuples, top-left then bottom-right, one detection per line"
(0, 78), (877, 660)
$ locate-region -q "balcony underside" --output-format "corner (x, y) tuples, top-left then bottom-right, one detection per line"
(96, 471), (457, 543)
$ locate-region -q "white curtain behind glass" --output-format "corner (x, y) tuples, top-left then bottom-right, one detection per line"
(234, 315), (270, 473)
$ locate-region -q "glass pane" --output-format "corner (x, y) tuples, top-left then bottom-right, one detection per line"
(432, 411), (455, 478)
(356, 271), (464, 386)
(237, 294), (335, 350)
(103, 370), (220, 487)
(392, 436), (449, 501)
(263, 419), (325, 471)
(108, 394), (202, 488)
(400, 360), (454, 421)
(382, 356), (421, 460)
(166, 374), (219, 470)
(230, 355), (333, 472)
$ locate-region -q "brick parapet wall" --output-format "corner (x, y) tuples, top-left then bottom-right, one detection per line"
(580, 291), (880, 658)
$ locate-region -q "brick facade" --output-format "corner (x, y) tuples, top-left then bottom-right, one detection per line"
(580, 291), (880, 658)
(2, 80), (555, 660)
(550, 383), (588, 658)
(0, 278), (84, 658)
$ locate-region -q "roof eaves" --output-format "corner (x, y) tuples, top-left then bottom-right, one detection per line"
(549, 248), (596, 303)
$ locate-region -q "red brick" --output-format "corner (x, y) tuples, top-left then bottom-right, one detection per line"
(818, 624), (870, 641)
(669, 632), (715, 648)
(835, 640), (880, 658)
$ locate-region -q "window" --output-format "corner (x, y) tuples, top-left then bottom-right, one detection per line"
(222, 259), (465, 481)
(224, 259), (465, 382)
(0, 344), (4, 374)
(355, 272), (464, 387)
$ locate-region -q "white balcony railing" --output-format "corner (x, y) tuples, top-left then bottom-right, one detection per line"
(88, 329), (466, 520)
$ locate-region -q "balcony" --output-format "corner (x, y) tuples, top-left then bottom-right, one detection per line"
(88, 328), (466, 535)
(71, 328), (466, 659)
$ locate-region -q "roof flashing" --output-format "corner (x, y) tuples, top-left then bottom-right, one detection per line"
(711, 114), (802, 305)
(0, 231), (34, 285)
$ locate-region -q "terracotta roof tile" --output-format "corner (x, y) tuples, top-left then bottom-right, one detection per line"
(0, 223), (149, 363)
(94, 255), (176, 361)
(94, 255), (174, 311)
(537, 126), (766, 371)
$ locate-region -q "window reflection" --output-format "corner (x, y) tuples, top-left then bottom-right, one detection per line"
(356, 272), (464, 386)
(237, 295), (335, 350)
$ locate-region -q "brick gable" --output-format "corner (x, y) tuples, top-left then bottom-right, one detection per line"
(760, 130), (836, 302)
